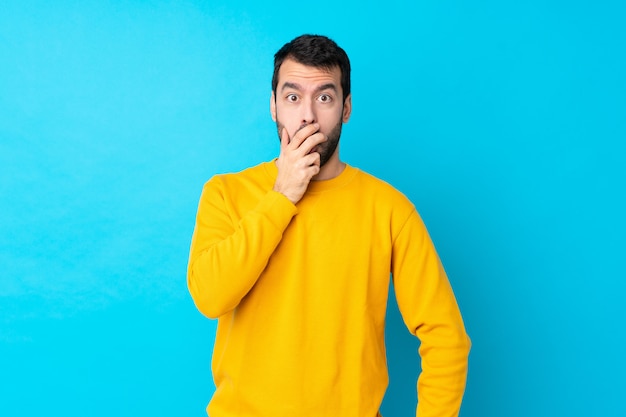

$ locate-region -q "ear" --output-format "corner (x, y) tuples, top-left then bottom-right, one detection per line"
(270, 91), (277, 122)
(342, 94), (352, 123)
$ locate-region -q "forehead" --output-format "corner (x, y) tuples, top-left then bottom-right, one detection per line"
(277, 59), (341, 90)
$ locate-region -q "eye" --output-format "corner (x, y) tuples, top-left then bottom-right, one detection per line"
(318, 94), (333, 103)
(286, 94), (298, 102)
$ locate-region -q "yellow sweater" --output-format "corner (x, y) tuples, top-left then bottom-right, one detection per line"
(188, 161), (470, 417)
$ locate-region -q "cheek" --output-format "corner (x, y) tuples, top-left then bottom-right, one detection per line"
(275, 116), (299, 139)
(276, 105), (300, 125)
(275, 104), (294, 122)
(319, 108), (344, 129)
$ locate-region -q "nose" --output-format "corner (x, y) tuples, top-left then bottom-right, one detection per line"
(301, 99), (317, 125)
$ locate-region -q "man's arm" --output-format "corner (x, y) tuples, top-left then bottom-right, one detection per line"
(187, 182), (297, 319)
(391, 209), (471, 417)
(187, 124), (326, 318)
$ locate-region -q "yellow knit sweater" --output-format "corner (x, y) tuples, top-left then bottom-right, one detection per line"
(188, 161), (470, 417)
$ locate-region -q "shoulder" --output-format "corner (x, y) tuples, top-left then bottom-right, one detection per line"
(347, 166), (418, 227)
(351, 166), (414, 206)
(204, 161), (275, 191)
(349, 168), (435, 241)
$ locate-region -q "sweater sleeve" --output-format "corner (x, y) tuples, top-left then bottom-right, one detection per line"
(391, 209), (471, 417)
(187, 176), (298, 319)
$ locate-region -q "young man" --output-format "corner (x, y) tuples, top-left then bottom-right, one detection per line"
(188, 34), (470, 417)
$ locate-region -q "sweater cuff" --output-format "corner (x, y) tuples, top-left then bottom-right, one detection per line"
(254, 190), (298, 231)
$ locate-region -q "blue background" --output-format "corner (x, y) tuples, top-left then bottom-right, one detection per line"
(1, 1), (625, 416)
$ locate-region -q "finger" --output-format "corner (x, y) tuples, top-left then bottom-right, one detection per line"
(304, 151), (321, 167)
(289, 123), (320, 149)
(299, 132), (327, 155)
(280, 127), (290, 151)
(307, 162), (321, 178)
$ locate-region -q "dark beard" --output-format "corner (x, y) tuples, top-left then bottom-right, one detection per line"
(275, 120), (342, 167)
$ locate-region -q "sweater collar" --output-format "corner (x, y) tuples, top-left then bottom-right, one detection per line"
(263, 159), (357, 193)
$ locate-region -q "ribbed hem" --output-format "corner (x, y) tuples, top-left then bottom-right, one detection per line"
(254, 188), (299, 229)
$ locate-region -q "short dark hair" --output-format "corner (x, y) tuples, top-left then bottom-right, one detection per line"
(272, 34), (351, 100)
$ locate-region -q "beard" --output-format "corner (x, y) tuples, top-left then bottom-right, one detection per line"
(276, 119), (343, 168)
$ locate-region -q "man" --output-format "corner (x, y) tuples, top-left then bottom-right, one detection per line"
(188, 34), (470, 417)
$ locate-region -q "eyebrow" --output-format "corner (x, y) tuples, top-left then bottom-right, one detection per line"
(281, 82), (338, 94)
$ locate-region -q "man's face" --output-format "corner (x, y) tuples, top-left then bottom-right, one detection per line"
(270, 59), (352, 167)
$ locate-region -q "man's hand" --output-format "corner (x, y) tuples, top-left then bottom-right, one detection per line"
(273, 123), (327, 205)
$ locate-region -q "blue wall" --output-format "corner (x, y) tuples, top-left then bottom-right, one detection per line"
(1, 1), (624, 416)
